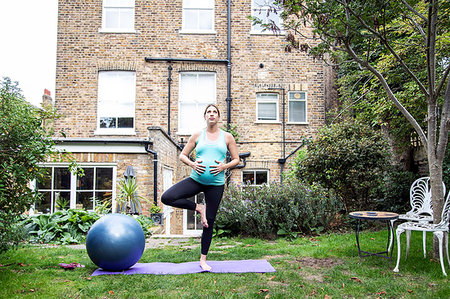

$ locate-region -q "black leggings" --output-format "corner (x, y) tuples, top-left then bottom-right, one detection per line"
(161, 177), (224, 255)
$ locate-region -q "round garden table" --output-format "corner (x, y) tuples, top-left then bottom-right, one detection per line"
(349, 211), (399, 259)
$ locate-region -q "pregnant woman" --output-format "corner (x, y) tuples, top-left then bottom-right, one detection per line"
(161, 104), (239, 271)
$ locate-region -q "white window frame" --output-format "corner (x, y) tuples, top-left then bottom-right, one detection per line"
(181, 0), (216, 34)
(95, 71), (136, 136)
(183, 193), (204, 236)
(242, 170), (270, 186)
(178, 72), (217, 135)
(288, 91), (308, 124)
(31, 164), (117, 215)
(250, 0), (284, 35)
(256, 92), (279, 123)
(99, 0), (136, 33)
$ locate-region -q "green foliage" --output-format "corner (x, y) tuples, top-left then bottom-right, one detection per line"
(135, 215), (155, 238)
(116, 178), (150, 214)
(20, 211), (154, 245)
(222, 123), (240, 142)
(0, 78), (57, 253)
(291, 119), (411, 212)
(20, 209), (101, 245)
(149, 204), (161, 214)
(216, 180), (343, 239)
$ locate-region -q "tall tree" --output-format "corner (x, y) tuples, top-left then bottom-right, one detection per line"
(255, 0), (449, 221)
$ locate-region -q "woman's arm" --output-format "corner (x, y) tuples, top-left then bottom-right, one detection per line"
(179, 131), (205, 175)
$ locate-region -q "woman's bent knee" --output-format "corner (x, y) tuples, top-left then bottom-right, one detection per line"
(161, 192), (172, 205)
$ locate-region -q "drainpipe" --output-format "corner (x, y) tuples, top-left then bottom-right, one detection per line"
(226, 0), (232, 131)
(145, 144), (158, 206)
(167, 63), (172, 136)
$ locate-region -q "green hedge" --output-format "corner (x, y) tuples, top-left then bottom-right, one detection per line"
(215, 180), (343, 239)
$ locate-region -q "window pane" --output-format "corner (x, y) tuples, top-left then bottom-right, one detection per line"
(54, 191), (70, 210)
(105, 9), (120, 28)
(289, 101), (306, 122)
(77, 168), (94, 190)
(96, 168), (113, 189)
(36, 192), (51, 214)
(100, 117), (117, 128)
(180, 73), (198, 100)
(180, 102), (204, 132)
(54, 168), (70, 189)
(37, 167), (52, 189)
(255, 171), (268, 185)
(119, 9), (134, 29)
(76, 192), (95, 210)
(118, 117), (134, 128)
(243, 172), (255, 185)
(258, 102), (277, 120)
(183, 10), (198, 30)
(98, 71), (135, 128)
(198, 10), (213, 30)
(179, 73), (216, 132)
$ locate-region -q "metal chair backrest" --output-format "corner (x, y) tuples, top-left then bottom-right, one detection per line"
(409, 177), (433, 217)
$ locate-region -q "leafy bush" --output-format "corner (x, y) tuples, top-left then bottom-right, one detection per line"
(135, 214), (155, 237)
(20, 210), (155, 245)
(20, 209), (101, 245)
(215, 180), (343, 239)
(291, 119), (407, 212)
(0, 78), (57, 252)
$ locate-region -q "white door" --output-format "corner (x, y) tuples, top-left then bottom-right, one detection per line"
(162, 167), (173, 235)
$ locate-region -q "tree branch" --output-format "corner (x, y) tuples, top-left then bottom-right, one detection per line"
(339, 0), (429, 97)
(436, 76), (450, 161)
(400, 0), (427, 21)
(436, 64), (450, 98)
(344, 41), (428, 149)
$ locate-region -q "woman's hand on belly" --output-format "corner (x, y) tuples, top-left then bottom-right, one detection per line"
(192, 160), (206, 175)
(210, 160), (226, 176)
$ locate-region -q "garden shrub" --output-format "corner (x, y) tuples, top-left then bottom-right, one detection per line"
(0, 78), (56, 253)
(20, 209), (101, 245)
(20, 210), (154, 245)
(291, 119), (412, 212)
(215, 180), (342, 239)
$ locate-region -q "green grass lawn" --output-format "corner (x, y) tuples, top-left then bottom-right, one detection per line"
(0, 229), (449, 298)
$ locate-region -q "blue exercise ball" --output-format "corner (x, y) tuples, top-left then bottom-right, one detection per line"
(86, 214), (145, 271)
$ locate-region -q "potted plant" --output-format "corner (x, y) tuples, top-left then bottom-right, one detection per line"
(115, 177), (150, 215)
(150, 204), (163, 225)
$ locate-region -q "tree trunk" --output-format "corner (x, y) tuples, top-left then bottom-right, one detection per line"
(429, 148), (445, 259)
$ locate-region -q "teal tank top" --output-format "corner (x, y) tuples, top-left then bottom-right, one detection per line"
(190, 129), (227, 186)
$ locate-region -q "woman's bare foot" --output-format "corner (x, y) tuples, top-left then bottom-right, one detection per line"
(196, 204), (208, 228)
(200, 255), (211, 271)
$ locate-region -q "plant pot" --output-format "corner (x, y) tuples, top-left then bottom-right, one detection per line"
(150, 212), (163, 225)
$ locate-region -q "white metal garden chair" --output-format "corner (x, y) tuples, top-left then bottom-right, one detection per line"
(393, 190), (450, 276)
(388, 177), (446, 255)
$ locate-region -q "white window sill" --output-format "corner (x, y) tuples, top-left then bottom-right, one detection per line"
(94, 128), (137, 136)
(255, 120), (281, 124)
(98, 28), (136, 34)
(179, 30), (217, 35)
(287, 122), (309, 125)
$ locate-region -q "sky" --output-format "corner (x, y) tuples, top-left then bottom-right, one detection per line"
(0, 0), (58, 107)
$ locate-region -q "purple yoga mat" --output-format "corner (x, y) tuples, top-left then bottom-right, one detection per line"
(91, 259), (276, 276)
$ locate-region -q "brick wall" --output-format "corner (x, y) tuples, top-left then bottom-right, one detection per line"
(55, 1), (332, 229)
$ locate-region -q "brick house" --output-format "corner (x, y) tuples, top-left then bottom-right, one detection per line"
(35, 0), (331, 235)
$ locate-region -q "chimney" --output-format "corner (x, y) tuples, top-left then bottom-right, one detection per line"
(42, 89), (54, 108)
